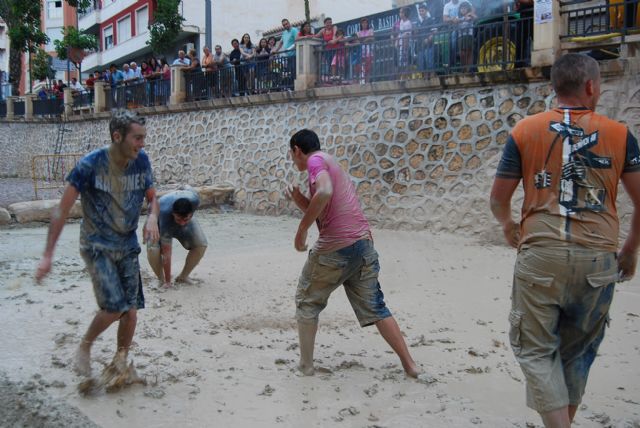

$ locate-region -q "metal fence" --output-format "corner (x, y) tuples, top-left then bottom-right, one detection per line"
(0, 83), (11, 101)
(185, 53), (296, 102)
(14, 100), (25, 116)
(561, 0), (640, 38)
(108, 79), (170, 110)
(317, 12), (532, 85)
(33, 98), (64, 117)
(72, 90), (93, 111)
(0, 101), (5, 118)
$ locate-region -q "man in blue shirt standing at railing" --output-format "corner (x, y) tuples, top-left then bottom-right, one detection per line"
(273, 18), (299, 89)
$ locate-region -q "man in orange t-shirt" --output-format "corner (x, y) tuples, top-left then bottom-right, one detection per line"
(490, 53), (640, 427)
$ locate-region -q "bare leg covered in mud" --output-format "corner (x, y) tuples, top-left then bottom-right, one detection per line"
(75, 310), (124, 376)
(175, 246), (207, 283)
(296, 317), (420, 378)
(375, 316), (420, 378)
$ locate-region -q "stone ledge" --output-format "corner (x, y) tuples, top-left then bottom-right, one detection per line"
(4, 185), (235, 224)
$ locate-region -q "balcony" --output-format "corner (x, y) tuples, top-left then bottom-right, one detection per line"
(78, 0), (139, 33)
(82, 32), (150, 72)
(78, 8), (100, 33)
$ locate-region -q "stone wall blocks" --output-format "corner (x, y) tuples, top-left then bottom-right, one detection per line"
(447, 102), (464, 117)
(434, 117), (448, 130)
(480, 96), (495, 108)
(507, 113), (524, 127)
(434, 98), (448, 115)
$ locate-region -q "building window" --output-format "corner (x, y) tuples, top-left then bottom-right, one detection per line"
(118, 15), (131, 43)
(136, 6), (149, 35)
(47, 1), (63, 19)
(103, 25), (113, 50)
(45, 27), (64, 50)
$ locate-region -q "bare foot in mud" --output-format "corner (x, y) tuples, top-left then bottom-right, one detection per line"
(74, 343), (91, 377)
(297, 362), (315, 376)
(403, 362), (421, 379)
(174, 276), (191, 285)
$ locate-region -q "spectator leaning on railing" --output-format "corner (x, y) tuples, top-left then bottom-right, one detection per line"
(172, 50), (191, 66)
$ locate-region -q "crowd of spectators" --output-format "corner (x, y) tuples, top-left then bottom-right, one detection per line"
(36, 0), (532, 108)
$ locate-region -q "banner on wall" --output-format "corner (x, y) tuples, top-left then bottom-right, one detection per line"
(535, 0), (553, 24)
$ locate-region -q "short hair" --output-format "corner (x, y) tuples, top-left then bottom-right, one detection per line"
(215, 44), (222, 49)
(172, 198), (194, 216)
(231, 38), (239, 45)
(418, 2), (427, 9)
(324, 17), (332, 24)
(281, 18), (289, 24)
(290, 129), (321, 154)
(109, 110), (146, 143)
(130, 61), (137, 66)
(551, 53), (600, 97)
(109, 63), (117, 69)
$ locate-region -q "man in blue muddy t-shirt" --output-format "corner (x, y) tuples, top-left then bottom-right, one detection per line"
(146, 186), (208, 288)
(36, 110), (160, 378)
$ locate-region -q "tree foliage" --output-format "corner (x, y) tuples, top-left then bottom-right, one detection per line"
(31, 47), (54, 82)
(147, 0), (185, 56)
(54, 26), (98, 68)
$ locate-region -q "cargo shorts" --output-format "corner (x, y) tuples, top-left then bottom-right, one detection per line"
(296, 239), (392, 327)
(509, 245), (617, 413)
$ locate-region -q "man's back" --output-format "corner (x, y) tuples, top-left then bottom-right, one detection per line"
(497, 107), (640, 251)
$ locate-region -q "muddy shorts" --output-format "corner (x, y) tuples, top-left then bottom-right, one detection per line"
(154, 218), (208, 250)
(296, 239), (392, 327)
(80, 246), (145, 313)
(509, 245), (616, 413)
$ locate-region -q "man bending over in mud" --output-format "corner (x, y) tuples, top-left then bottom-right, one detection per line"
(36, 110), (159, 377)
(286, 129), (420, 378)
(146, 186), (207, 288)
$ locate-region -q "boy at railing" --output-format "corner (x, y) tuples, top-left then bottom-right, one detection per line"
(457, 1), (476, 71)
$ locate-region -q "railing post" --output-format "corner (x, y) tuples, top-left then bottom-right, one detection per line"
(24, 94), (35, 120)
(531, 0), (562, 67)
(94, 81), (107, 113)
(6, 96), (15, 120)
(63, 87), (73, 116)
(170, 65), (186, 105)
(295, 38), (322, 91)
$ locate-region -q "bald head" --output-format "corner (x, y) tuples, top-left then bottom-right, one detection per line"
(551, 53), (600, 98)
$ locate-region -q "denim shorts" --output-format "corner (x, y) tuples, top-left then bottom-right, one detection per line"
(509, 245), (617, 413)
(296, 239), (392, 327)
(80, 246), (145, 313)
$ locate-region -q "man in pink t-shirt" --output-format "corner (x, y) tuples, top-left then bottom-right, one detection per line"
(286, 129), (420, 378)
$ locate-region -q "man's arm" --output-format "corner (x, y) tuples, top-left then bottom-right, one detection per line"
(285, 185), (310, 212)
(489, 177), (521, 248)
(618, 172), (640, 280)
(36, 184), (80, 281)
(294, 172), (333, 251)
(144, 188), (160, 244)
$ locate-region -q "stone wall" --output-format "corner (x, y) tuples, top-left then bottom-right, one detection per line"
(1, 65), (638, 237)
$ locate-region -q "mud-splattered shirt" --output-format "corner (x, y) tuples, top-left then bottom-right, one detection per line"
(158, 188), (200, 244)
(496, 107), (640, 251)
(307, 151), (371, 253)
(66, 147), (154, 251)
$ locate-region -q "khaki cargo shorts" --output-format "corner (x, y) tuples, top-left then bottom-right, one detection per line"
(509, 245), (617, 413)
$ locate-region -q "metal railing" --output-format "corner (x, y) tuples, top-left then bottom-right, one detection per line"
(14, 100), (25, 116)
(184, 53), (296, 102)
(0, 100), (6, 118)
(561, 0), (640, 39)
(72, 90), (93, 111)
(317, 12), (532, 85)
(109, 79), (170, 110)
(33, 98), (64, 117)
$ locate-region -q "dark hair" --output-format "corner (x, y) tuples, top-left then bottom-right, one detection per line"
(241, 33), (253, 49)
(109, 110), (146, 142)
(172, 198), (194, 216)
(215, 44), (222, 49)
(231, 38), (239, 46)
(324, 17), (332, 24)
(281, 18), (289, 24)
(109, 63), (117, 69)
(290, 129), (321, 154)
(551, 53), (600, 97)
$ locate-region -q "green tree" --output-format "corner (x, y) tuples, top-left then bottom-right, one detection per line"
(54, 26), (98, 76)
(0, 0), (48, 93)
(147, 0), (185, 56)
(31, 47), (54, 83)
